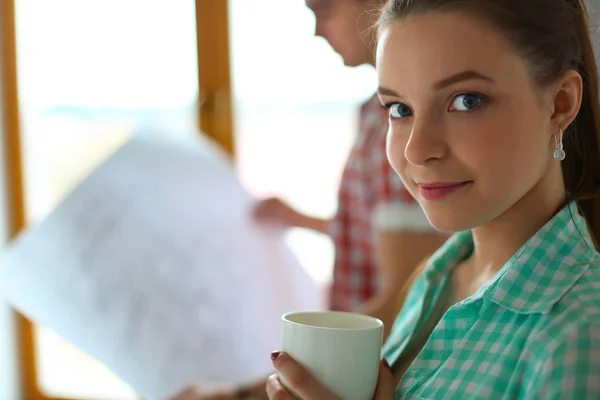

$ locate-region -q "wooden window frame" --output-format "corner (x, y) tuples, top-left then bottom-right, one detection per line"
(1, 0), (234, 399)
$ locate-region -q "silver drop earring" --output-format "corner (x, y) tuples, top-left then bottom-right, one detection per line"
(553, 129), (566, 161)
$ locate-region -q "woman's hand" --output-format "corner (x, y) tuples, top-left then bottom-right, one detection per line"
(266, 351), (395, 399)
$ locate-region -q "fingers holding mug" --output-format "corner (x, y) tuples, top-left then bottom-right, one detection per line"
(268, 351), (339, 400)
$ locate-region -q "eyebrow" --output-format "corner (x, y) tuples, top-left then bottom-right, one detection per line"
(377, 70), (495, 97)
(433, 70), (494, 90)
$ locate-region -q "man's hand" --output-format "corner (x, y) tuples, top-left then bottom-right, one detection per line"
(167, 385), (237, 400)
(253, 197), (331, 234)
(253, 197), (302, 227)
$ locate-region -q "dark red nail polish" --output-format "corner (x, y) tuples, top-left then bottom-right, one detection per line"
(271, 351), (281, 362)
(382, 359), (391, 370)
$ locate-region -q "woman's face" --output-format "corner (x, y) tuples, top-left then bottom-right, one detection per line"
(377, 12), (561, 232)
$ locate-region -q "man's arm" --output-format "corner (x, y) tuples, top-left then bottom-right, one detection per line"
(168, 378), (269, 400)
(375, 229), (447, 296)
(293, 213), (331, 235)
(356, 202), (448, 339)
(356, 230), (446, 340)
(253, 197), (331, 236)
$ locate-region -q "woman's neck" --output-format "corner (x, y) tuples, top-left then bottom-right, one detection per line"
(469, 168), (566, 275)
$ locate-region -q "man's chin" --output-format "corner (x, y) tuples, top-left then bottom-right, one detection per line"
(331, 48), (355, 67)
(340, 57), (363, 67)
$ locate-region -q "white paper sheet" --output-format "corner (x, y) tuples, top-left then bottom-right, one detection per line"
(0, 132), (324, 399)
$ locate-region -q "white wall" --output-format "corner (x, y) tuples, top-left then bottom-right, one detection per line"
(0, 2), (21, 398)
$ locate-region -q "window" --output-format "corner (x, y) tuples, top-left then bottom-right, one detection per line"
(12, 1), (209, 398)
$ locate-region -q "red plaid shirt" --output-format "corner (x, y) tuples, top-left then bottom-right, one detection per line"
(329, 94), (418, 312)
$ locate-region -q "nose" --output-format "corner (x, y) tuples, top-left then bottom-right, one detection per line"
(404, 117), (447, 166)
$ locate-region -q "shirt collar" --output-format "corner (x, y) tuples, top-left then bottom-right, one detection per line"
(425, 202), (600, 315)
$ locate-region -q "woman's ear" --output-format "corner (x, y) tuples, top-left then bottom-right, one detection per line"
(551, 69), (583, 130)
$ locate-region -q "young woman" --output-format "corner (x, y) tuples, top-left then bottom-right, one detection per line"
(267, 0), (600, 398)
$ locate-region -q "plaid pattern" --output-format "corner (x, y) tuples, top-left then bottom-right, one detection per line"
(329, 94), (417, 312)
(383, 202), (600, 399)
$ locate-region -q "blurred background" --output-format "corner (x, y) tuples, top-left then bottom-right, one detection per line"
(0, 0), (376, 399)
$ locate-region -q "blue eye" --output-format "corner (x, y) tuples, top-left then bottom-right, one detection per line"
(387, 102), (413, 119)
(451, 93), (483, 111)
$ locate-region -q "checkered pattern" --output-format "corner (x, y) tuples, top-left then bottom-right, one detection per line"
(383, 203), (600, 399)
(329, 94), (417, 312)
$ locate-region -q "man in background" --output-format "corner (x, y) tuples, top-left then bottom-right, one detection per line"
(253, 0), (446, 326)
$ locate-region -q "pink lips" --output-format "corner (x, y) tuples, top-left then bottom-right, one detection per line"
(418, 181), (472, 200)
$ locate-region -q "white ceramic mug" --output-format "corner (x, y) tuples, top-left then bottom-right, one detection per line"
(280, 311), (384, 400)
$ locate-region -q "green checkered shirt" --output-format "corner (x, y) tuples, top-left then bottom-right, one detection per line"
(383, 203), (600, 399)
